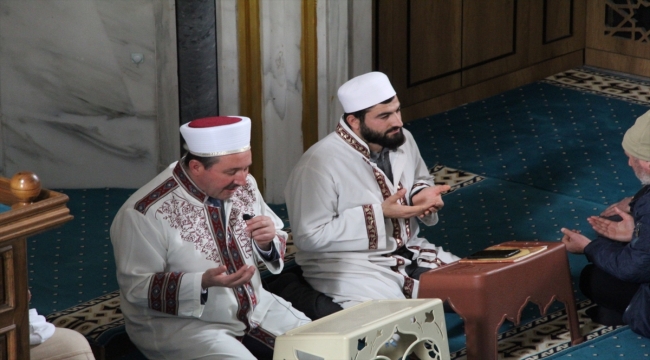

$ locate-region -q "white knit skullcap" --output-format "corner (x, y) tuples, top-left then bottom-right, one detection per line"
(623, 110), (650, 162)
(337, 72), (396, 113)
(180, 116), (251, 157)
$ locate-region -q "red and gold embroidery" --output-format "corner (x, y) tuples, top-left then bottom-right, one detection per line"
(402, 276), (415, 298)
(173, 162), (207, 203)
(135, 177), (178, 214)
(336, 123), (370, 158)
(149, 271), (184, 315)
(362, 205), (378, 249)
(247, 326), (277, 349)
(156, 195), (221, 263)
(208, 204), (258, 328)
(228, 181), (257, 259)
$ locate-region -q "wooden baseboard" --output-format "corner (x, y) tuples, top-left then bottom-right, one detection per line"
(402, 50), (585, 122)
(585, 48), (650, 79)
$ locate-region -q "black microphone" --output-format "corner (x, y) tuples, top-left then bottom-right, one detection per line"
(243, 214), (254, 221)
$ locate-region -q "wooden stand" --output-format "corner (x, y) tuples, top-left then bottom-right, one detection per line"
(419, 241), (583, 360)
(0, 173), (73, 360)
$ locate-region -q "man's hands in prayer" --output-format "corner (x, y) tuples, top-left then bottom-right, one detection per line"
(202, 265), (255, 289)
(245, 215), (276, 250)
(601, 196), (633, 217)
(560, 228), (591, 254)
(412, 185), (450, 218)
(382, 185), (450, 219)
(587, 207), (634, 242)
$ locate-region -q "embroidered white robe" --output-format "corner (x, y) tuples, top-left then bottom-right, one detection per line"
(111, 162), (309, 359)
(285, 118), (460, 308)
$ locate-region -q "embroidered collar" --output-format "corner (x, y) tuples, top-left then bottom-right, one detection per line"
(173, 160), (209, 204)
(335, 118), (370, 159)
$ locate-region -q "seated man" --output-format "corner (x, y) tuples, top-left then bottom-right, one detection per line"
(110, 116), (310, 359)
(29, 291), (95, 360)
(561, 110), (650, 337)
(282, 72), (459, 316)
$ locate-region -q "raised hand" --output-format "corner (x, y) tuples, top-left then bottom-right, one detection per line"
(601, 196), (632, 217)
(382, 189), (429, 219)
(588, 207), (634, 242)
(201, 265), (255, 289)
(560, 228), (591, 254)
(411, 185), (451, 218)
(382, 185), (451, 219)
(244, 215), (276, 250)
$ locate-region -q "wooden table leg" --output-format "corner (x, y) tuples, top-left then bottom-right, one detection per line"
(463, 316), (501, 360)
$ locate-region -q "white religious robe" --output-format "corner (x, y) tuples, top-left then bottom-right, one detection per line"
(111, 161), (309, 360)
(285, 118), (460, 308)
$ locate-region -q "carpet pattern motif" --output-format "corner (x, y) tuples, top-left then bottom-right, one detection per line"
(449, 300), (623, 360)
(543, 68), (650, 105)
(46, 290), (123, 347)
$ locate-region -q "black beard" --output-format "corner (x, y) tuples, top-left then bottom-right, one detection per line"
(360, 122), (406, 150)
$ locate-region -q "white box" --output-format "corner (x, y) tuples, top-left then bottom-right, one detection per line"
(273, 299), (449, 360)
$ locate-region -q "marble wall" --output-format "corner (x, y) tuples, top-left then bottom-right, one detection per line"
(257, 0), (372, 202)
(0, 0), (178, 189)
(212, 0), (372, 203)
(260, 0), (305, 202)
(0, 0), (371, 202)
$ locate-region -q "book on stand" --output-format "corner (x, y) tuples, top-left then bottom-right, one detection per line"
(459, 244), (548, 264)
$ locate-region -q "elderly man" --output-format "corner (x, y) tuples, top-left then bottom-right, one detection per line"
(282, 72), (459, 315)
(110, 116), (309, 359)
(561, 110), (650, 338)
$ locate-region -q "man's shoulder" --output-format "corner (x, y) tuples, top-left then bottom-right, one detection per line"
(123, 168), (181, 214)
(301, 133), (350, 159)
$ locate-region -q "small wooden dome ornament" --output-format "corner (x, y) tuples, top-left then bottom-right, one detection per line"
(10, 171), (41, 208)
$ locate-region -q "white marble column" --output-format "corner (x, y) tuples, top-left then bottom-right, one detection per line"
(216, 0), (374, 202)
(317, 0), (348, 138)
(259, 0), (304, 203)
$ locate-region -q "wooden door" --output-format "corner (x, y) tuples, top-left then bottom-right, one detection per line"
(376, 0), (463, 108)
(375, 0), (586, 120)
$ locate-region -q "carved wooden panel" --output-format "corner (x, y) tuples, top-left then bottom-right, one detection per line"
(0, 325), (17, 360)
(545, 0), (574, 43)
(376, 0), (462, 107)
(375, 0), (584, 119)
(529, 0), (585, 64)
(462, 0), (516, 67)
(604, 0), (650, 41)
(408, 0), (462, 85)
(587, 0), (650, 59)
(0, 256), (4, 308)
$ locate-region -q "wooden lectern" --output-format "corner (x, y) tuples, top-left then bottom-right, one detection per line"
(0, 172), (73, 360)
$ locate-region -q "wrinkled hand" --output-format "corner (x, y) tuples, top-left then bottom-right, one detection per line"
(560, 228), (591, 254)
(412, 185), (451, 218)
(245, 215), (276, 250)
(201, 265), (255, 289)
(587, 207), (634, 242)
(601, 196), (632, 217)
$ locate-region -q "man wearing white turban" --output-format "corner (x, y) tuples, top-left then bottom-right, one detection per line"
(282, 72), (460, 316)
(111, 116), (309, 359)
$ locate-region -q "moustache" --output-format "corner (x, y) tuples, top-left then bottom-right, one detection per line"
(225, 183), (240, 190)
(385, 127), (402, 136)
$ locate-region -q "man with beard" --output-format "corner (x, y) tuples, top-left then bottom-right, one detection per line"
(561, 110), (650, 338)
(280, 72), (459, 317)
(111, 116), (310, 359)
